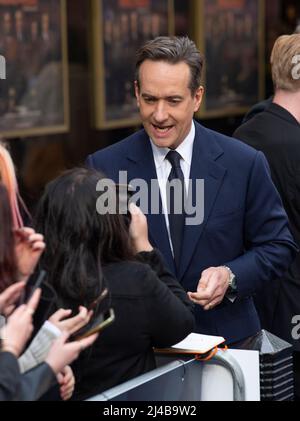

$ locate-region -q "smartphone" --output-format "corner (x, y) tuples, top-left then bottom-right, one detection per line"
(19, 270), (47, 305)
(88, 287), (108, 311)
(71, 308), (115, 341)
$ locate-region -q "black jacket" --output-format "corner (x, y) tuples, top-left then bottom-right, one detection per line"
(234, 103), (300, 349)
(71, 249), (195, 400)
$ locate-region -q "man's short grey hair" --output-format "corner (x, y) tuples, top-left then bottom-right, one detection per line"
(135, 36), (204, 96)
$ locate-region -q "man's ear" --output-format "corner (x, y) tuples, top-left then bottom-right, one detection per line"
(134, 80), (140, 107)
(193, 86), (204, 113)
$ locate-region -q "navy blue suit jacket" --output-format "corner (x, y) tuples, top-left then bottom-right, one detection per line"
(86, 121), (297, 343)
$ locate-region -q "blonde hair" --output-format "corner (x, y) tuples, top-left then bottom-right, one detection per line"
(0, 141), (24, 229)
(271, 34), (300, 92)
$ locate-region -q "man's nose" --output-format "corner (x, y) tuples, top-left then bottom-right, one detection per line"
(153, 101), (168, 122)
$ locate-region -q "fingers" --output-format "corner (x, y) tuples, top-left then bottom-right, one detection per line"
(15, 228), (45, 250)
(58, 331), (70, 344)
(3, 305), (16, 317)
(0, 281), (26, 312)
(197, 270), (211, 291)
(60, 383), (75, 401)
(188, 291), (209, 307)
(60, 375), (75, 401)
(188, 291), (223, 310)
(48, 307), (92, 335)
(9, 303), (27, 317)
(56, 372), (64, 384)
(200, 272), (220, 298)
(49, 309), (72, 324)
(14, 227), (35, 240)
(46, 331), (97, 375)
(2, 281), (26, 297)
(128, 202), (141, 216)
(67, 307), (91, 334)
(203, 295), (223, 311)
(190, 274), (219, 305)
(188, 267), (229, 310)
(77, 333), (99, 351)
(129, 203), (146, 228)
(128, 202), (137, 215)
(26, 288), (41, 313)
(29, 234), (45, 250)
(57, 366), (75, 400)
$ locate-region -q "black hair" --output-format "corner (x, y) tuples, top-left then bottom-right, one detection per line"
(34, 167), (135, 311)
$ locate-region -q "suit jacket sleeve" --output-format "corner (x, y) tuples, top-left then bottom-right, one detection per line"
(225, 151), (298, 297)
(137, 249), (195, 347)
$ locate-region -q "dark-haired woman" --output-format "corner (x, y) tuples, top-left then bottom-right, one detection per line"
(35, 168), (195, 400)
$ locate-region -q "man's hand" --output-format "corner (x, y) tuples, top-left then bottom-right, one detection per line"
(187, 267), (230, 310)
(15, 227), (45, 282)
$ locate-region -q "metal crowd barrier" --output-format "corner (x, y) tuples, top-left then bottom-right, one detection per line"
(87, 350), (246, 401)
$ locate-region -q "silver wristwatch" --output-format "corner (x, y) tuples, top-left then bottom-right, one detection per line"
(222, 266), (237, 292)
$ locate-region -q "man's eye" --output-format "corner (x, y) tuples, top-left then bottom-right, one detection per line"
(144, 97), (155, 103)
(168, 99), (181, 105)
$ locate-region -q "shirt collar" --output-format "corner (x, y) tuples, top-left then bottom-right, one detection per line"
(150, 121), (195, 169)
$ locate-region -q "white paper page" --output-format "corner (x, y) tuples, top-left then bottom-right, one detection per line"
(172, 333), (225, 353)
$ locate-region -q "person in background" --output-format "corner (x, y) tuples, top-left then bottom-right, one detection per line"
(242, 26), (300, 124)
(234, 33), (300, 400)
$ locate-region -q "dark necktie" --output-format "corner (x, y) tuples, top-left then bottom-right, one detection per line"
(166, 150), (186, 268)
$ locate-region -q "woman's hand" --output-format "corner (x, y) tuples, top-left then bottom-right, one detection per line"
(48, 307), (93, 335)
(1, 288), (41, 357)
(45, 331), (98, 375)
(15, 227), (46, 282)
(57, 365), (75, 401)
(0, 281), (25, 316)
(129, 203), (153, 253)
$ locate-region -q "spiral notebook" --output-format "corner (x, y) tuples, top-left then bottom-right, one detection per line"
(155, 333), (225, 355)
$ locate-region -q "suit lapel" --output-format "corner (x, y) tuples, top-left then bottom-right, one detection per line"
(178, 123), (227, 280)
(125, 131), (176, 274)
(124, 124), (227, 280)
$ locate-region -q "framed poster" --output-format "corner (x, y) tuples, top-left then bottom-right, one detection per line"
(191, 0), (265, 118)
(91, 0), (175, 130)
(0, 0), (69, 138)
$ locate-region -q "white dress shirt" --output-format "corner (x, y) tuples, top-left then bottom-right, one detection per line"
(150, 122), (195, 253)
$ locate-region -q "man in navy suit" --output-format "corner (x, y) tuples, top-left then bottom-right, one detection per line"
(86, 36), (297, 345)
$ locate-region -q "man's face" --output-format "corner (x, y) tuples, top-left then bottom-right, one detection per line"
(135, 60), (203, 149)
